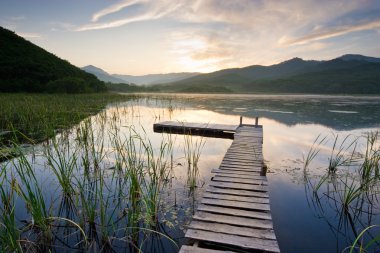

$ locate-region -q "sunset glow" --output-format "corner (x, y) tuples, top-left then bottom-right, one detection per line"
(1, 0), (379, 75)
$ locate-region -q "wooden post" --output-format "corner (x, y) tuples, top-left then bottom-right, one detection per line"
(239, 116), (243, 126)
(255, 117), (259, 126)
(261, 163), (268, 176)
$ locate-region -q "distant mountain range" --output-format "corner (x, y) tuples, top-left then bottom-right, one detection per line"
(81, 65), (199, 85)
(2, 22), (378, 95)
(100, 54), (380, 94)
(153, 54), (380, 94)
(0, 26), (106, 93)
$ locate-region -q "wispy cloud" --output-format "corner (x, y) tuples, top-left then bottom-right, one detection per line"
(279, 19), (380, 46)
(9, 16), (26, 21)
(16, 32), (42, 39)
(91, 0), (145, 22)
(76, 0), (182, 31)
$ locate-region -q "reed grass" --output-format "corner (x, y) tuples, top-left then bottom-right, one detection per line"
(183, 131), (205, 189)
(0, 165), (22, 252)
(303, 131), (380, 252)
(0, 95), (184, 251)
(0, 93), (125, 145)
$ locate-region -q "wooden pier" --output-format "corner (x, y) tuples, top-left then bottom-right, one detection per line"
(153, 120), (280, 253)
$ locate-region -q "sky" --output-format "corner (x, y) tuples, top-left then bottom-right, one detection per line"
(1, 0), (380, 75)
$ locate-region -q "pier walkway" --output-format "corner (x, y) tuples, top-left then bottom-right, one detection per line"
(153, 121), (280, 253)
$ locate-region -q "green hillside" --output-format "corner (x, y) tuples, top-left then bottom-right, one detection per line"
(154, 56), (380, 94)
(0, 26), (106, 93)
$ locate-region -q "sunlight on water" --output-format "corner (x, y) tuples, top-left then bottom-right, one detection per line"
(2, 93), (380, 252)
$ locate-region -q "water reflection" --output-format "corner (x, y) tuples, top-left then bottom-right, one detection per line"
(1, 93), (380, 252)
(135, 93), (380, 130)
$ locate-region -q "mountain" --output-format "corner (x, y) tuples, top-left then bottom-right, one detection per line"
(81, 65), (200, 85)
(113, 72), (200, 85)
(0, 26), (106, 93)
(155, 55), (380, 94)
(81, 65), (127, 83)
(338, 54), (380, 63)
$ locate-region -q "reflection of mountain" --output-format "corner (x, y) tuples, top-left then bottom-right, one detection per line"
(142, 94), (380, 131)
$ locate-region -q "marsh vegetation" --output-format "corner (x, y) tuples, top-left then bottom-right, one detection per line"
(1, 93), (380, 252)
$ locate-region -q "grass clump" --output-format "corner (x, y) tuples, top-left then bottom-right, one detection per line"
(0, 93), (126, 145)
(303, 131), (380, 252)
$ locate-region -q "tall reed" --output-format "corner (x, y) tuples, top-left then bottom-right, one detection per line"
(183, 132), (205, 189)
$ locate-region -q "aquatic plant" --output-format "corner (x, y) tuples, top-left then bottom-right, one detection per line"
(0, 164), (22, 252)
(345, 225), (380, 253)
(183, 132), (205, 189)
(303, 131), (380, 252)
(45, 139), (77, 197)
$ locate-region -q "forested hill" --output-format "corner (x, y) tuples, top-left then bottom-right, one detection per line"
(155, 55), (380, 94)
(0, 26), (106, 93)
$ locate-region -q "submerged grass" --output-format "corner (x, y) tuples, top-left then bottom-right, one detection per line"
(303, 131), (380, 252)
(0, 95), (208, 251)
(183, 132), (205, 189)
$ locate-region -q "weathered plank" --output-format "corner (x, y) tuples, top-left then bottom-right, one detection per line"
(211, 170), (267, 179)
(209, 181), (268, 192)
(189, 220), (277, 240)
(180, 245), (237, 253)
(212, 175), (268, 185)
(197, 204), (272, 220)
(219, 164), (263, 172)
(185, 229), (280, 253)
(201, 198), (270, 211)
(193, 211), (273, 229)
(217, 166), (262, 173)
(203, 192), (269, 204)
(221, 159), (264, 166)
(206, 186), (269, 198)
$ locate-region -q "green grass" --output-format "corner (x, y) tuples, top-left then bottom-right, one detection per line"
(0, 93), (126, 145)
(303, 132), (380, 252)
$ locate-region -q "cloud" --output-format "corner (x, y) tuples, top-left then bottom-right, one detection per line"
(16, 32), (42, 39)
(279, 19), (380, 46)
(91, 0), (145, 22)
(76, 0), (183, 31)
(10, 16), (26, 21)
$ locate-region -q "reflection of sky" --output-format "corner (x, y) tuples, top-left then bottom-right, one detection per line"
(120, 95), (380, 253)
(5, 95), (379, 252)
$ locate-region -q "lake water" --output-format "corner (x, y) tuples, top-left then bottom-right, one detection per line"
(2, 93), (380, 252)
(128, 93), (380, 253)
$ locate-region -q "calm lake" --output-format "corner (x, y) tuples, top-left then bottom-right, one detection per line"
(2, 93), (380, 252)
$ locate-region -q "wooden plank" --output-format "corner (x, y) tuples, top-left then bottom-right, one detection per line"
(179, 245), (234, 253)
(206, 186), (269, 198)
(203, 192), (269, 204)
(212, 176), (268, 185)
(193, 211), (273, 229)
(197, 203), (272, 220)
(221, 159), (263, 165)
(189, 220), (277, 240)
(211, 170), (266, 179)
(226, 150), (262, 155)
(219, 164), (262, 171)
(218, 164), (262, 174)
(223, 154), (263, 158)
(217, 167), (262, 175)
(185, 229), (280, 253)
(201, 198), (270, 211)
(221, 160), (263, 166)
(209, 181), (268, 192)
(180, 245), (237, 253)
